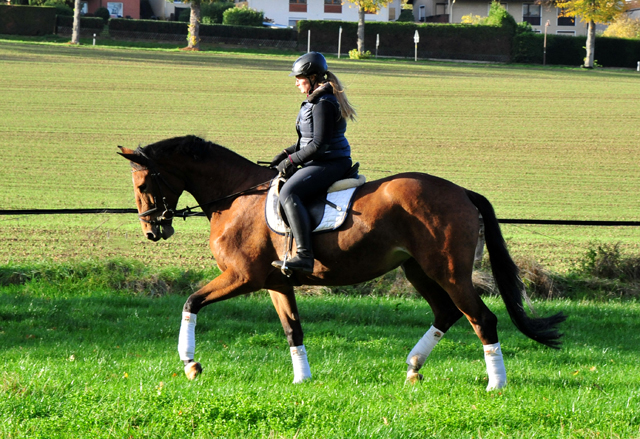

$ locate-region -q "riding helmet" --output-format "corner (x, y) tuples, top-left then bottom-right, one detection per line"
(290, 52), (328, 77)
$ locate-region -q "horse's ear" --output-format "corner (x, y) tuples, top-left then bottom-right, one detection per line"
(118, 146), (148, 167)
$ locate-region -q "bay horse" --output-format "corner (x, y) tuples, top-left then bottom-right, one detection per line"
(118, 135), (565, 391)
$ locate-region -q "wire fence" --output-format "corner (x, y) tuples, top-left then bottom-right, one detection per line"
(0, 209), (638, 226)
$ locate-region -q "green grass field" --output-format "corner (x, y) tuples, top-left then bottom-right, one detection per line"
(1, 39), (640, 438)
(2, 275), (640, 438)
(1, 39), (639, 272)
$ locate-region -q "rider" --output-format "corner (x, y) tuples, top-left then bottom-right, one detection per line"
(271, 52), (357, 273)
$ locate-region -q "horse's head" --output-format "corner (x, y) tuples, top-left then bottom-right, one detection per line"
(118, 146), (183, 242)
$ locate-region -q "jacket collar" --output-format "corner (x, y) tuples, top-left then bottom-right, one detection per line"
(307, 83), (333, 104)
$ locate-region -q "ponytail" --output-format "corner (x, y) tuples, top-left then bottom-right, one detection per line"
(325, 71), (357, 122)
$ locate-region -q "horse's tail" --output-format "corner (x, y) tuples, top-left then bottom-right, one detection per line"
(465, 190), (567, 349)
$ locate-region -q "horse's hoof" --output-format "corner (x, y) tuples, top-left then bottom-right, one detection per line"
(293, 376), (312, 384)
(184, 361), (202, 380)
(406, 371), (423, 384)
(486, 381), (506, 391)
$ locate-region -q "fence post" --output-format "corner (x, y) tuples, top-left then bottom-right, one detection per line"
(307, 29), (311, 53)
(413, 30), (419, 62)
(338, 26), (342, 59)
(376, 33), (379, 59)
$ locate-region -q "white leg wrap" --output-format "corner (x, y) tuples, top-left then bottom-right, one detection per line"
(484, 342), (507, 391)
(290, 345), (312, 384)
(178, 312), (197, 362)
(406, 326), (444, 373)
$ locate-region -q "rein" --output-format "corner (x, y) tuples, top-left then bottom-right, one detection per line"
(174, 180), (271, 220)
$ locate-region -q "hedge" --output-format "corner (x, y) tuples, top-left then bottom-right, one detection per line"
(298, 20), (513, 62)
(108, 18), (296, 41)
(56, 15), (106, 31)
(0, 4), (56, 36)
(513, 32), (640, 68)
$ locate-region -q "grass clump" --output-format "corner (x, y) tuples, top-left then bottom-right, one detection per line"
(0, 259), (219, 297)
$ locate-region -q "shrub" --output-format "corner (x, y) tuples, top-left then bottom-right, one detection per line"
(222, 4), (263, 26)
(461, 2), (517, 34)
(43, 0), (72, 16)
(349, 48), (372, 59)
(94, 6), (109, 24)
(603, 15), (640, 39)
(484, 1), (517, 35)
(201, 1), (234, 24)
(579, 242), (640, 282)
(396, 8), (414, 22)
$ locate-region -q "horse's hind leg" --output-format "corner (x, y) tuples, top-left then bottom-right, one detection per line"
(268, 288), (311, 384)
(437, 274), (507, 390)
(404, 258), (507, 390)
(402, 259), (464, 383)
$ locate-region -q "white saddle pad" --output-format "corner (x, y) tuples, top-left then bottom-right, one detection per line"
(265, 175), (365, 235)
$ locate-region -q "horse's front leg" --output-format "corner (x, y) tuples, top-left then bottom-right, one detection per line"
(178, 269), (258, 380)
(268, 288), (311, 384)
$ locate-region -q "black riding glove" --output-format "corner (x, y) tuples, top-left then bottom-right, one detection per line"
(276, 157), (297, 179)
(270, 150), (288, 168)
(270, 145), (298, 168)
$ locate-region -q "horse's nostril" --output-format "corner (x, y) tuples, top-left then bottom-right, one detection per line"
(146, 232), (156, 240)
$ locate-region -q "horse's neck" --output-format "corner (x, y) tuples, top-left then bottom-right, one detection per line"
(178, 156), (272, 212)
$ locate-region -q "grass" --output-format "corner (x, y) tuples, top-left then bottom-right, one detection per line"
(1, 39), (639, 274)
(0, 37), (639, 437)
(1, 276), (640, 438)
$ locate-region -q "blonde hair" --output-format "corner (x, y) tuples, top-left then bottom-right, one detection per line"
(312, 71), (357, 122)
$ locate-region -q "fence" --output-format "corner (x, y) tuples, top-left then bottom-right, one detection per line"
(0, 208), (638, 227)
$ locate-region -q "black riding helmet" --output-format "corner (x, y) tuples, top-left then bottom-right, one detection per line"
(289, 52), (328, 77)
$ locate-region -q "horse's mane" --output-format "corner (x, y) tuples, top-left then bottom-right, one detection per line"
(137, 135), (250, 166)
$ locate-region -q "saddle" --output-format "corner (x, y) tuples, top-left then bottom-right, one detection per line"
(265, 163), (366, 235)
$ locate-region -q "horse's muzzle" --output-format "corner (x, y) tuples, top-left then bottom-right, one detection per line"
(145, 223), (175, 241)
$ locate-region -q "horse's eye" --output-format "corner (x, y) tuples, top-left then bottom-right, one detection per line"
(139, 184), (148, 193)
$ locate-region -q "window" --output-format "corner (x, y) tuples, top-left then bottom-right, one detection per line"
(557, 8), (575, 26)
(557, 30), (576, 35)
(325, 0), (341, 13)
(419, 5), (426, 21)
(289, 18), (302, 27)
(290, 0), (307, 13)
(107, 1), (123, 17)
(522, 3), (541, 26)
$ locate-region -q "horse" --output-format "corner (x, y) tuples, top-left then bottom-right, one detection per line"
(118, 135), (566, 391)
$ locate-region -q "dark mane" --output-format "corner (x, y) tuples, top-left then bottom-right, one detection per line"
(137, 135), (249, 165)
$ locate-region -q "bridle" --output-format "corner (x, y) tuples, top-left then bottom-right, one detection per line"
(132, 153), (272, 226)
(133, 166), (181, 227)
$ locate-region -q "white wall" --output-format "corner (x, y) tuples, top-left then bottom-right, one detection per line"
(248, 0), (402, 27)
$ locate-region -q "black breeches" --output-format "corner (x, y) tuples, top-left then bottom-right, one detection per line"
(279, 158), (352, 207)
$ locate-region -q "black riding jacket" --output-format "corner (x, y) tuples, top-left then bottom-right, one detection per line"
(289, 84), (351, 165)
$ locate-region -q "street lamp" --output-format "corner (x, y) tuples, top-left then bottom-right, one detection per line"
(543, 20), (550, 66)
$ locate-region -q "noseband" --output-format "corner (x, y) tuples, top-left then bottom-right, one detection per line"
(133, 163), (180, 227)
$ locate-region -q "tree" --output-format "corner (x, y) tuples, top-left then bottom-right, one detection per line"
(554, 0), (625, 67)
(70, 0), (81, 44)
(345, 0), (393, 54)
(185, 0), (203, 50)
(602, 14), (640, 38)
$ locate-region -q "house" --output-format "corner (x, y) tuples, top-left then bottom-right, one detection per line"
(409, 0), (589, 36)
(234, 0), (404, 27)
(81, 0), (140, 19)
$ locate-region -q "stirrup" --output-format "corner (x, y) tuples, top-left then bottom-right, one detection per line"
(273, 230), (294, 276)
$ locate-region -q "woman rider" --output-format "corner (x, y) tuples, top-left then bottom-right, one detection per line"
(271, 52), (357, 273)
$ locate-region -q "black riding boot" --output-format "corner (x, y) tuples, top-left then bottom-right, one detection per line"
(272, 194), (314, 273)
